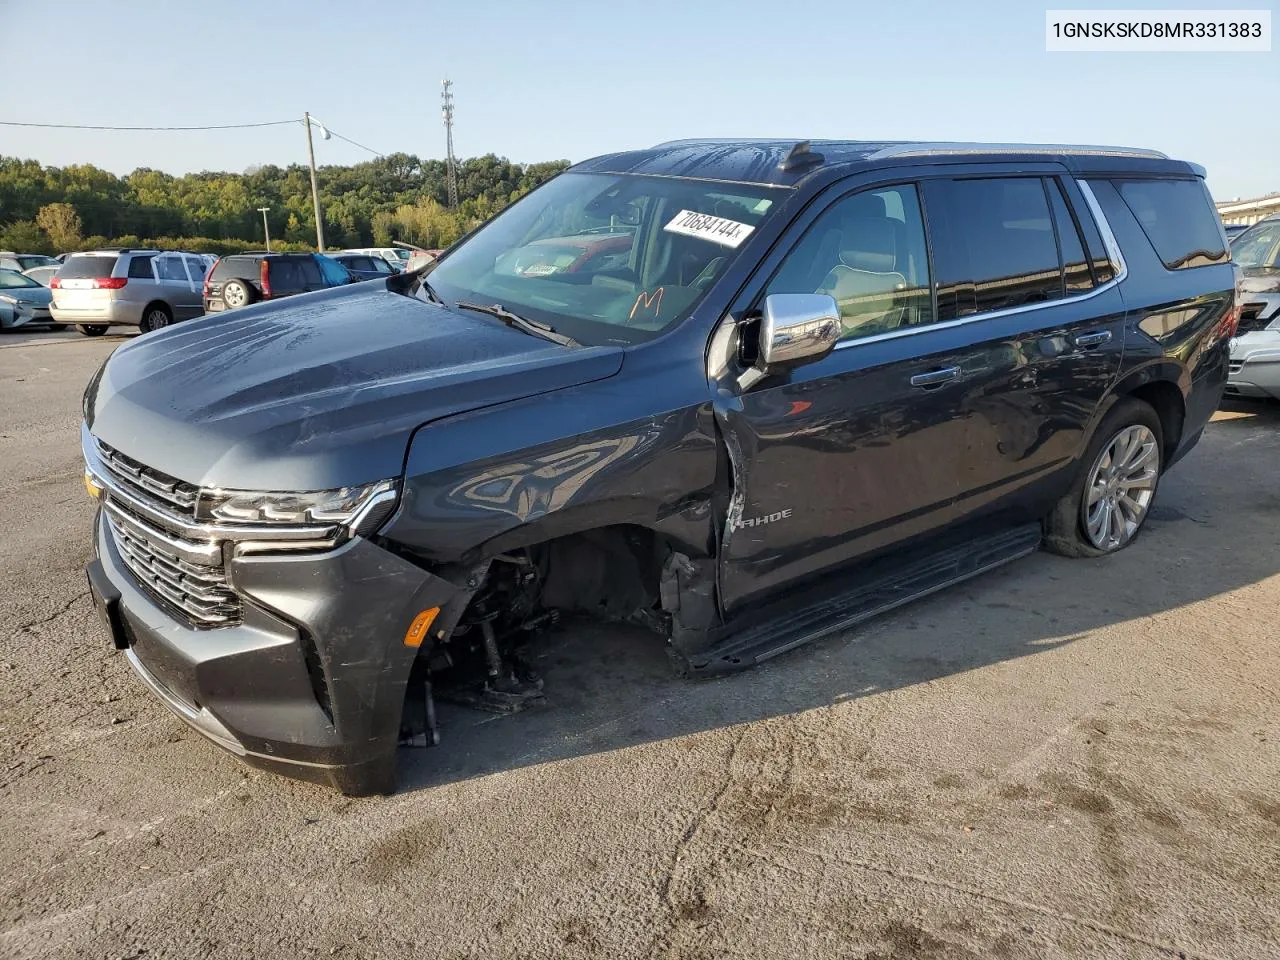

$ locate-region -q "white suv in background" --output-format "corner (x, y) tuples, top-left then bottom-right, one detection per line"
(50, 250), (209, 336)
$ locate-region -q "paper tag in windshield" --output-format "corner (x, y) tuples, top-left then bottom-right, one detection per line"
(663, 210), (755, 248)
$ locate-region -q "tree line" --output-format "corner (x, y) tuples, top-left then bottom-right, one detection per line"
(0, 152), (571, 255)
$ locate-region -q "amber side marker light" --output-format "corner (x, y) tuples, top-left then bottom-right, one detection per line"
(404, 607), (441, 648)
(84, 472), (103, 499)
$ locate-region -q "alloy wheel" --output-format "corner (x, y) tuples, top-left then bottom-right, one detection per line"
(146, 309), (170, 330)
(1082, 424), (1159, 551)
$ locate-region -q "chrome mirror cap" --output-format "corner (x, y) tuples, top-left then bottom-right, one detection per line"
(760, 293), (841, 370)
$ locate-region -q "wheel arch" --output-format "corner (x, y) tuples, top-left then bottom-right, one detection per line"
(140, 299), (173, 327)
(1103, 360), (1188, 466)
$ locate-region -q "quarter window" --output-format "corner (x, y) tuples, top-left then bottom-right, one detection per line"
(765, 183), (933, 341)
(924, 178), (1063, 320)
(1113, 178), (1227, 270)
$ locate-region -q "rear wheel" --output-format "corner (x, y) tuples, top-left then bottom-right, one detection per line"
(222, 280), (255, 309)
(1044, 397), (1163, 558)
(76, 325), (109, 337)
(140, 304), (172, 333)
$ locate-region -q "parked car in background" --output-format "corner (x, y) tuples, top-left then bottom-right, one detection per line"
(22, 265), (59, 287)
(342, 247), (411, 272)
(50, 249), (208, 336)
(202, 252), (352, 312)
(81, 139), (1234, 795)
(1226, 215), (1280, 400)
(0, 252), (59, 272)
(0, 268), (62, 331)
(330, 252), (397, 281)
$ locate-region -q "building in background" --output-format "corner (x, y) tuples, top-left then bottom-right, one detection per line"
(1217, 193), (1280, 226)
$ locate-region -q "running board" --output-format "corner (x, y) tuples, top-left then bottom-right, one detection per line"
(684, 523), (1043, 676)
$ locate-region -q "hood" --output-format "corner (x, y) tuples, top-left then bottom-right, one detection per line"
(87, 282), (623, 490)
(2, 287), (53, 306)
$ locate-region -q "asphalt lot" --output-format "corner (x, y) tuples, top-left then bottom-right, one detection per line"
(1, 328), (1278, 960)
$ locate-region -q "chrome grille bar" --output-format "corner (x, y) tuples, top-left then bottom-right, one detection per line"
(95, 439), (198, 514)
(106, 513), (240, 625)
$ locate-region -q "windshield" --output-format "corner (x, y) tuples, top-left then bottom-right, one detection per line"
(393, 249), (412, 261)
(0, 269), (41, 290)
(1231, 219), (1280, 269)
(427, 172), (783, 346)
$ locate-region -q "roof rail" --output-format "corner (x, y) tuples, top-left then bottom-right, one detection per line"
(868, 142), (1169, 161)
(649, 138), (742, 149)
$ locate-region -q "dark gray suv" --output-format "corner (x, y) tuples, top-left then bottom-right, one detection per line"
(82, 140), (1235, 794)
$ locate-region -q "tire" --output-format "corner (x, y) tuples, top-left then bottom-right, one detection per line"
(76, 324), (109, 337)
(139, 303), (173, 334)
(47, 323), (67, 332)
(1044, 397), (1164, 558)
(221, 280), (255, 310)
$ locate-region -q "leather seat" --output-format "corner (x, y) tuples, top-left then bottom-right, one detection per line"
(817, 217), (908, 337)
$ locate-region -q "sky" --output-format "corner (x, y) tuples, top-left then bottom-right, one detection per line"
(4, 0), (1277, 201)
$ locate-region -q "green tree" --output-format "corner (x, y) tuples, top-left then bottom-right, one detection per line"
(35, 202), (83, 251)
(0, 220), (52, 254)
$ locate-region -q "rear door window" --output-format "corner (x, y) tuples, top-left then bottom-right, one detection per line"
(1112, 178), (1227, 269)
(127, 255), (156, 279)
(58, 256), (119, 279)
(923, 177), (1063, 320)
(154, 254), (189, 282)
(1046, 180), (1093, 293)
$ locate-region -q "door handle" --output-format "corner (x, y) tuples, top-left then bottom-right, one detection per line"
(1072, 330), (1113, 349)
(909, 365), (961, 388)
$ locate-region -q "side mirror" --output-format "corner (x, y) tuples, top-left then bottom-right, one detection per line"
(758, 293), (841, 371)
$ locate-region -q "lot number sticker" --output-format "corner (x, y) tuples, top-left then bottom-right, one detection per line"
(663, 210), (755, 248)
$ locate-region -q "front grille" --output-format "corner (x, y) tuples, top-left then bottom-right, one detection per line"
(1237, 303), (1272, 335)
(95, 440), (241, 627)
(106, 511), (241, 625)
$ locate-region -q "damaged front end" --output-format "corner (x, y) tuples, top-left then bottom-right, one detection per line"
(396, 526), (726, 748)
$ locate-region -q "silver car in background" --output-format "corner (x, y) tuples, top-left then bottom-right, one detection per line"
(50, 249), (208, 336)
(1226, 217), (1280, 401)
(0, 268), (61, 330)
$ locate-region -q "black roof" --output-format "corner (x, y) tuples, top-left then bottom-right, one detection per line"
(572, 139), (1202, 187)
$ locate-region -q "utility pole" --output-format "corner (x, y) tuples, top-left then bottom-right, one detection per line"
(442, 80), (458, 209)
(303, 111), (327, 251)
(257, 207), (271, 252)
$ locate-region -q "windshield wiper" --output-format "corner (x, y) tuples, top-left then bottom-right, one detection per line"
(455, 301), (579, 347)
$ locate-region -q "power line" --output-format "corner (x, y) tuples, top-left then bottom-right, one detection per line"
(2, 116), (388, 160)
(326, 129), (384, 158)
(0, 119), (297, 131)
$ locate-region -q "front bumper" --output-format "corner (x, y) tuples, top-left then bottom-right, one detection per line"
(1, 303), (55, 329)
(88, 507), (467, 794)
(1228, 329), (1280, 401)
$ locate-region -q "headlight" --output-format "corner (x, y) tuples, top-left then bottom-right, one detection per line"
(196, 479), (399, 538)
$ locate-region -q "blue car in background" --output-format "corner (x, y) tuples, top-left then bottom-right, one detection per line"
(0, 268), (62, 330)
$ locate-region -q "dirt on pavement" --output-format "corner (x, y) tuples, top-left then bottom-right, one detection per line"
(1, 334), (1278, 960)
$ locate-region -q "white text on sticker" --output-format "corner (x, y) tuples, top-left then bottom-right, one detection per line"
(663, 209), (755, 249)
